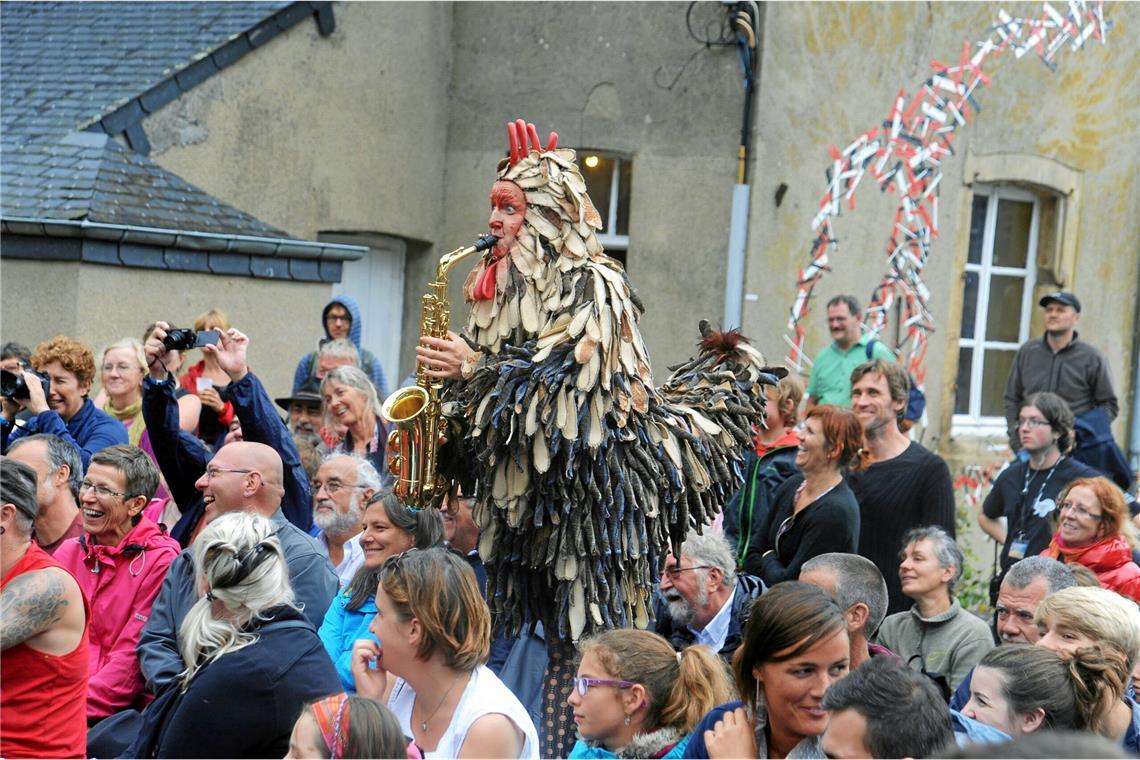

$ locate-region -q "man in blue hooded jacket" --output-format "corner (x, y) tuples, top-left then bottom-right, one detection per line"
(293, 296), (388, 398)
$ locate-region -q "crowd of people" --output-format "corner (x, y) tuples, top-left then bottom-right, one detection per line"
(2, 127), (1138, 759)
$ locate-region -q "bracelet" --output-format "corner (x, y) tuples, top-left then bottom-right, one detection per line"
(460, 351), (483, 380)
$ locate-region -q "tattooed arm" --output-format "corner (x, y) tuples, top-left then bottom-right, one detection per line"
(1, 567), (83, 652)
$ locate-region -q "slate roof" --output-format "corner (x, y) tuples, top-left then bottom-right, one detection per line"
(1, 1), (294, 148)
(0, 1), (360, 269)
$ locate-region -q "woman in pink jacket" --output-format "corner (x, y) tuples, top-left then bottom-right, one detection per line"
(54, 445), (180, 723)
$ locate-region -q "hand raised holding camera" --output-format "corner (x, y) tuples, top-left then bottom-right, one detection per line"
(145, 321), (171, 380)
(20, 369), (50, 415)
(202, 329), (249, 383)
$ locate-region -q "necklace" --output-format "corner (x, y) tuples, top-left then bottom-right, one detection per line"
(416, 672), (465, 732)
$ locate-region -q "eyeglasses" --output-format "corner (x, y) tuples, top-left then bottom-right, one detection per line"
(79, 481), (132, 500)
(1016, 417), (1051, 429)
(204, 467), (252, 480)
(662, 565), (712, 580)
(326, 313), (351, 323)
(572, 677), (635, 696)
(311, 479), (364, 495)
(1058, 500), (1103, 521)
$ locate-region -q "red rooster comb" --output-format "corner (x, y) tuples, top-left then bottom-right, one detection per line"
(507, 119), (558, 165)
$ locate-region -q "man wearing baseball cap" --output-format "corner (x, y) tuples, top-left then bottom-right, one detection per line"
(1003, 291), (1130, 489)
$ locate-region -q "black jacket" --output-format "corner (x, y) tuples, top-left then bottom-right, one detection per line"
(742, 474), (860, 584)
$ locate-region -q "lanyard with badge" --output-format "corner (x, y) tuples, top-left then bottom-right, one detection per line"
(1008, 456), (1064, 559)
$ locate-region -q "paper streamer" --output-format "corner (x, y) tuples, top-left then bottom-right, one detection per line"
(783, 1), (1114, 395)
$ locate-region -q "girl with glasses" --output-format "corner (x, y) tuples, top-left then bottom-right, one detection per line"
(566, 629), (734, 759)
(1041, 476), (1140, 602)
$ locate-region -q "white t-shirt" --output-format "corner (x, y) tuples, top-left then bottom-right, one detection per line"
(388, 665), (539, 759)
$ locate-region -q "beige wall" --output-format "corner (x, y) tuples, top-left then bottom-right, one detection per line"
(744, 1), (1138, 448)
(440, 2), (751, 371)
(0, 259), (328, 397)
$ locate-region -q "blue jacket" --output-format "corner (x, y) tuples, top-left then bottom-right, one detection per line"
(293, 295), (389, 398)
(650, 575), (764, 661)
(1123, 694), (1140, 756)
(137, 509), (337, 693)
(569, 733), (690, 759)
(318, 587), (379, 691)
(142, 370), (313, 543)
(130, 605), (340, 759)
(1073, 407), (1134, 492)
(2, 398), (127, 468)
(950, 710), (1010, 746)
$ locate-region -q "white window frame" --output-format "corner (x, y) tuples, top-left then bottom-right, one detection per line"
(579, 151), (630, 253)
(952, 184), (1040, 435)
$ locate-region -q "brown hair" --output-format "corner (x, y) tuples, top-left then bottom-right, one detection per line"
(379, 548), (489, 671)
(1057, 476), (1136, 547)
(579, 630), (735, 735)
(732, 581), (847, 714)
(31, 335), (96, 387)
(850, 358), (909, 424)
(300, 695), (408, 759)
(805, 404), (867, 471)
(193, 308), (230, 332)
(977, 644), (1126, 733)
(1022, 392), (1076, 454)
(773, 376), (805, 428)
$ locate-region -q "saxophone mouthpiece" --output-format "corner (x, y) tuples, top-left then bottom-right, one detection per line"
(474, 233), (497, 252)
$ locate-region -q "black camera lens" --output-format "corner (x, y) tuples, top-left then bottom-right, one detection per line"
(0, 369), (27, 400)
(162, 329), (198, 352)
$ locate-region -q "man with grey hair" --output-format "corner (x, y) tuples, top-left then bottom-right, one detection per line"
(6, 434), (83, 554)
(312, 454), (380, 587)
(0, 457), (89, 758)
(948, 555), (1077, 711)
(800, 552), (892, 670)
(651, 529), (763, 659)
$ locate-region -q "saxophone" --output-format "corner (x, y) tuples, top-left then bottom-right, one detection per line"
(380, 233), (497, 509)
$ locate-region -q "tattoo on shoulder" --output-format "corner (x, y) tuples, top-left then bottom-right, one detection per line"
(0, 570), (70, 650)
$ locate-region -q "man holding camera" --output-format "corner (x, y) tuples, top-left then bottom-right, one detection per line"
(1, 336), (127, 468)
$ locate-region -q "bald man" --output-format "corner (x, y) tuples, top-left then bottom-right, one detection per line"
(137, 440), (337, 692)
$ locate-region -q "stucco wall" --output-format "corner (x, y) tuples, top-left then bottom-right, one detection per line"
(744, 1), (1138, 453)
(0, 259), (328, 398)
(440, 2), (752, 371)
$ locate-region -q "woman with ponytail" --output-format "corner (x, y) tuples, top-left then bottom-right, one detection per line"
(567, 629), (736, 758)
(128, 512), (340, 758)
(962, 644), (1127, 736)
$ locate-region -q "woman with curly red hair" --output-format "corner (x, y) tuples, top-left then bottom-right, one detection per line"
(2, 335), (127, 466)
(1042, 476), (1140, 601)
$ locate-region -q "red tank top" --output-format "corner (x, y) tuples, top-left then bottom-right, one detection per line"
(1, 543), (90, 759)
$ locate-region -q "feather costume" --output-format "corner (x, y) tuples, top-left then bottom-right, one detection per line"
(447, 121), (782, 644)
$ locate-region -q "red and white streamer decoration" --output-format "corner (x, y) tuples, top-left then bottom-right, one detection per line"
(783, 0), (1114, 395)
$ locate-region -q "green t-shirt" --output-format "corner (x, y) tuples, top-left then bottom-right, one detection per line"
(806, 335), (896, 406)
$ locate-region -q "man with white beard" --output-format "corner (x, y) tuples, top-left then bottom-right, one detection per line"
(311, 454), (380, 587)
(650, 530), (763, 660)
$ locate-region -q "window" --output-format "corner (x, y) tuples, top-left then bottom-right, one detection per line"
(952, 185), (1040, 433)
(577, 151), (631, 267)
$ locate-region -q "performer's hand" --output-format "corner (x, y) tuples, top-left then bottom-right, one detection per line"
(705, 707), (757, 759)
(351, 639), (388, 701)
(416, 331), (470, 380)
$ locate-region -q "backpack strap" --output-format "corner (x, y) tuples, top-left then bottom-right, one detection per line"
(865, 339), (877, 360)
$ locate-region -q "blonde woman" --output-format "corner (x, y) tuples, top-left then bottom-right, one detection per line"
(126, 512), (340, 758)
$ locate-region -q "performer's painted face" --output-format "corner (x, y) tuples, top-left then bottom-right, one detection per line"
(489, 180), (526, 256)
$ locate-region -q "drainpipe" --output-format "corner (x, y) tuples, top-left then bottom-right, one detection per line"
(722, 2), (763, 331)
(1129, 262), (1140, 493)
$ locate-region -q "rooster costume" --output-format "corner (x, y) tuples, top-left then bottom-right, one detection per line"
(440, 120), (781, 755)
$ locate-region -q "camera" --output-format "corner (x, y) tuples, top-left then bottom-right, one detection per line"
(162, 329), (220, 352)
(0, 368), (52, 401)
